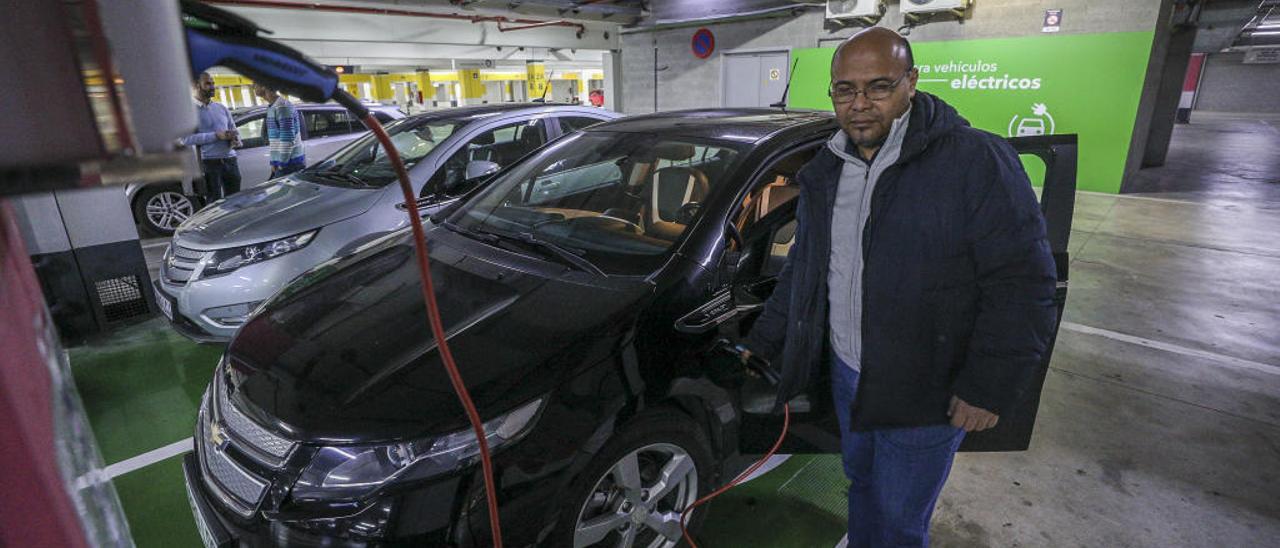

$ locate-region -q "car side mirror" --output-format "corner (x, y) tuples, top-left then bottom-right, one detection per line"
(465, 160), (500, 182)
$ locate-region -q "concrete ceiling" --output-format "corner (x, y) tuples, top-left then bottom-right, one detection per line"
(211, 0), (624, 68)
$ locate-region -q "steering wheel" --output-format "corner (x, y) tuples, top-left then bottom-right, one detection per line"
(675, 202), (702, 225)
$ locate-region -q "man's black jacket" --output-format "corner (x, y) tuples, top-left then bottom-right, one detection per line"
(743, 92), (1058, 431)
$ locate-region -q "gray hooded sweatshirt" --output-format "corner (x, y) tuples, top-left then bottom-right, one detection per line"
(827, 107), (912, 371)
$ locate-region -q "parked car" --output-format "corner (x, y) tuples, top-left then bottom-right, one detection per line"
(126, 103), (405, 236)
(154, 103), (618, 343)
(181, 109), (1078, 546)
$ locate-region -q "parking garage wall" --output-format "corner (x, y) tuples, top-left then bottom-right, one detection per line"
(620, 0), (1167, 115)
(1194, 53), (1280, 114)
(620, 0), (1172, 193)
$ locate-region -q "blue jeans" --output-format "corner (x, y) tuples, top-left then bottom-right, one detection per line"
(832, 358), (965, 547)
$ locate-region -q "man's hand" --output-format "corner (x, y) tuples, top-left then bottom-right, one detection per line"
(735, 347), (761, 379)
(216, 130), (235, 141)
(949, 396), (999, 432)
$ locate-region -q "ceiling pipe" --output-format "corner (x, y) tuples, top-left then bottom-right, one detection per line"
(203, 0), (587, 36)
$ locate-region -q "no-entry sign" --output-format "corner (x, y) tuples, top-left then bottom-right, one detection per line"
(692, 28), (715, 59)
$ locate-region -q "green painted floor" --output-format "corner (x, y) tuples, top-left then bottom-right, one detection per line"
(70, 318), (847, 547)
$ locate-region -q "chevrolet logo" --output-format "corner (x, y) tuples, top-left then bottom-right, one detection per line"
(209, 422), (228, 450)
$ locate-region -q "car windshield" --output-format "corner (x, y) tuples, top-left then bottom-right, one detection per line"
(446, 131), (743, 276)
(299, 118), (463, 188)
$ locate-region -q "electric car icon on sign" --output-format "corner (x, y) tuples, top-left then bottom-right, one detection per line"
(181, 110), (1079, 547)
(1016, 117), (1046, 137)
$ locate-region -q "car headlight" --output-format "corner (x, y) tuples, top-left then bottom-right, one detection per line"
(204, 230), (319, 276)
(292, 397), (545, 501)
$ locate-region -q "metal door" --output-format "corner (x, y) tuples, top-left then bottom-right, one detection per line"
(723, 51), (790, 108)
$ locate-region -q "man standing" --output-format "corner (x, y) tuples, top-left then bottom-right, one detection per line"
(179, 72), (241, 203)
(741, 28), (1057, 547)
(254, 84), (306, 178)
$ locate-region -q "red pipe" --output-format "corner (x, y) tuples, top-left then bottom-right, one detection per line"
(204, 0), (586, 35)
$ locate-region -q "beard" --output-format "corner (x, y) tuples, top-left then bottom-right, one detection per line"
(844, 123), (890, 150)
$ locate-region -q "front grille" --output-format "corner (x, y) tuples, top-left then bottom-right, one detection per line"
(199, 420), (269, 517)
(218, 377), (295, 468)
(164, 244), (207, 285)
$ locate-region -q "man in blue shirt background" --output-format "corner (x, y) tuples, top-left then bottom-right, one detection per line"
(179, 72), (241, 203)
(253, 83), (306, 178)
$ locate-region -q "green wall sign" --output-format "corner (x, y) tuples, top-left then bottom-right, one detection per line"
(788, 31), (1155, 193)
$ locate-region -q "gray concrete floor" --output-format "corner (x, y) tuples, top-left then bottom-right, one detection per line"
(931, 117), (1280, 546)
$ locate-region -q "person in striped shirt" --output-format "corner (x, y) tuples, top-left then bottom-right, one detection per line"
(254, 84), (306, 178)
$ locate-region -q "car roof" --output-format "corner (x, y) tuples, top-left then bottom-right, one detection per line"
(586, 108), (836, 144)
(394, 103), (609, 125)
(231, 102), (401, 117)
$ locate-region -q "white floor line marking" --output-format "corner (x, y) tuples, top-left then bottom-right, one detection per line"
(1077, 190), (1202, 206)
(834, 534), (849, 548)
(1060, 322), (1280, 377)
(775, 457), (815, 493)
(141, 240), (171, 249)
(736, 454), (791, 484)
(105, 437), (193, 479)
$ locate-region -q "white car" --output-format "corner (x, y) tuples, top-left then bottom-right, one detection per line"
(126, 103), (404, 236)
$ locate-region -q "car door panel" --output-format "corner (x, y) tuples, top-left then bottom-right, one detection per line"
(958, 134), (1077, 452)
(232, 114), (272, 186)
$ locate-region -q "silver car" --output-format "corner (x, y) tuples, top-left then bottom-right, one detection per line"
(126, 103), (404, 236)
(154, 103), (618, 342)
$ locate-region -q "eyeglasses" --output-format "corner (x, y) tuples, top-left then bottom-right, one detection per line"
(828, 70), (913, 104)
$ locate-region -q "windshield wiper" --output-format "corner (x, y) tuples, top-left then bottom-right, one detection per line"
(441, 220), (604, 276)
(307, 168), (369, 187)
(479, 227), (605, 276)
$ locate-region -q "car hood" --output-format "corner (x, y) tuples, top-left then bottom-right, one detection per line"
(174, 177), (382, 249)
(224, 228), (651, 443)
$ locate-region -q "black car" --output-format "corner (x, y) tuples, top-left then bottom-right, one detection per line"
(181, 109), (1078, 547)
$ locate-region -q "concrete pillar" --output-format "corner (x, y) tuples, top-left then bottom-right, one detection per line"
(458, 69), (485, 105)
(1122, 0), (1177, 188)
(526, 61), (548, 101)
(372, 73), (393, 102)
(579, 73), (589, 104)
(1141, 24), (1199, 168)
(415, 70), (432, 106)
(603, 50), (623, 112)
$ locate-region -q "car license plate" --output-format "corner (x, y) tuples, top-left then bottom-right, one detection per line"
(184, 469), (218, 548)
(155, 286), (174, 321)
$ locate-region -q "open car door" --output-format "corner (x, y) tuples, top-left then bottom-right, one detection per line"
(959, 134), (1077, 451)
(701, 134), (1077, 455)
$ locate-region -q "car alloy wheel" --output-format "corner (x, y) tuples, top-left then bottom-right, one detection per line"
(572, 442), (698, 548)
(145, 190), (194, 233)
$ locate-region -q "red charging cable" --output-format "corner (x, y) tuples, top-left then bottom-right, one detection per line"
(361, 114), (504, 548)
(680, 403), (790, 548)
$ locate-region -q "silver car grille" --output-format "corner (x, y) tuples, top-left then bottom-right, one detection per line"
(199, 418), (269, 517)
(217, 377), (295, 468)
(163, 244), (207, 285)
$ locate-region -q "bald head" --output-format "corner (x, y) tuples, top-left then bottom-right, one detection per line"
(832, 27), (914, 76)
(828, 27), (918, 159)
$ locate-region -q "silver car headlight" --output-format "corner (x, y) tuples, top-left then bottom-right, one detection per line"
(205, 229), (319, 276)
(292, 397), (545, 501)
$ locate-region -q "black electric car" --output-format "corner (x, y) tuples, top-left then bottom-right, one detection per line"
(182, 109), (1078, 547)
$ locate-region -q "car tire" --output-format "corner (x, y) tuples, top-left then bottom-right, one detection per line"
(551, 408), (714, 548)
(133, 184), (196, 237)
